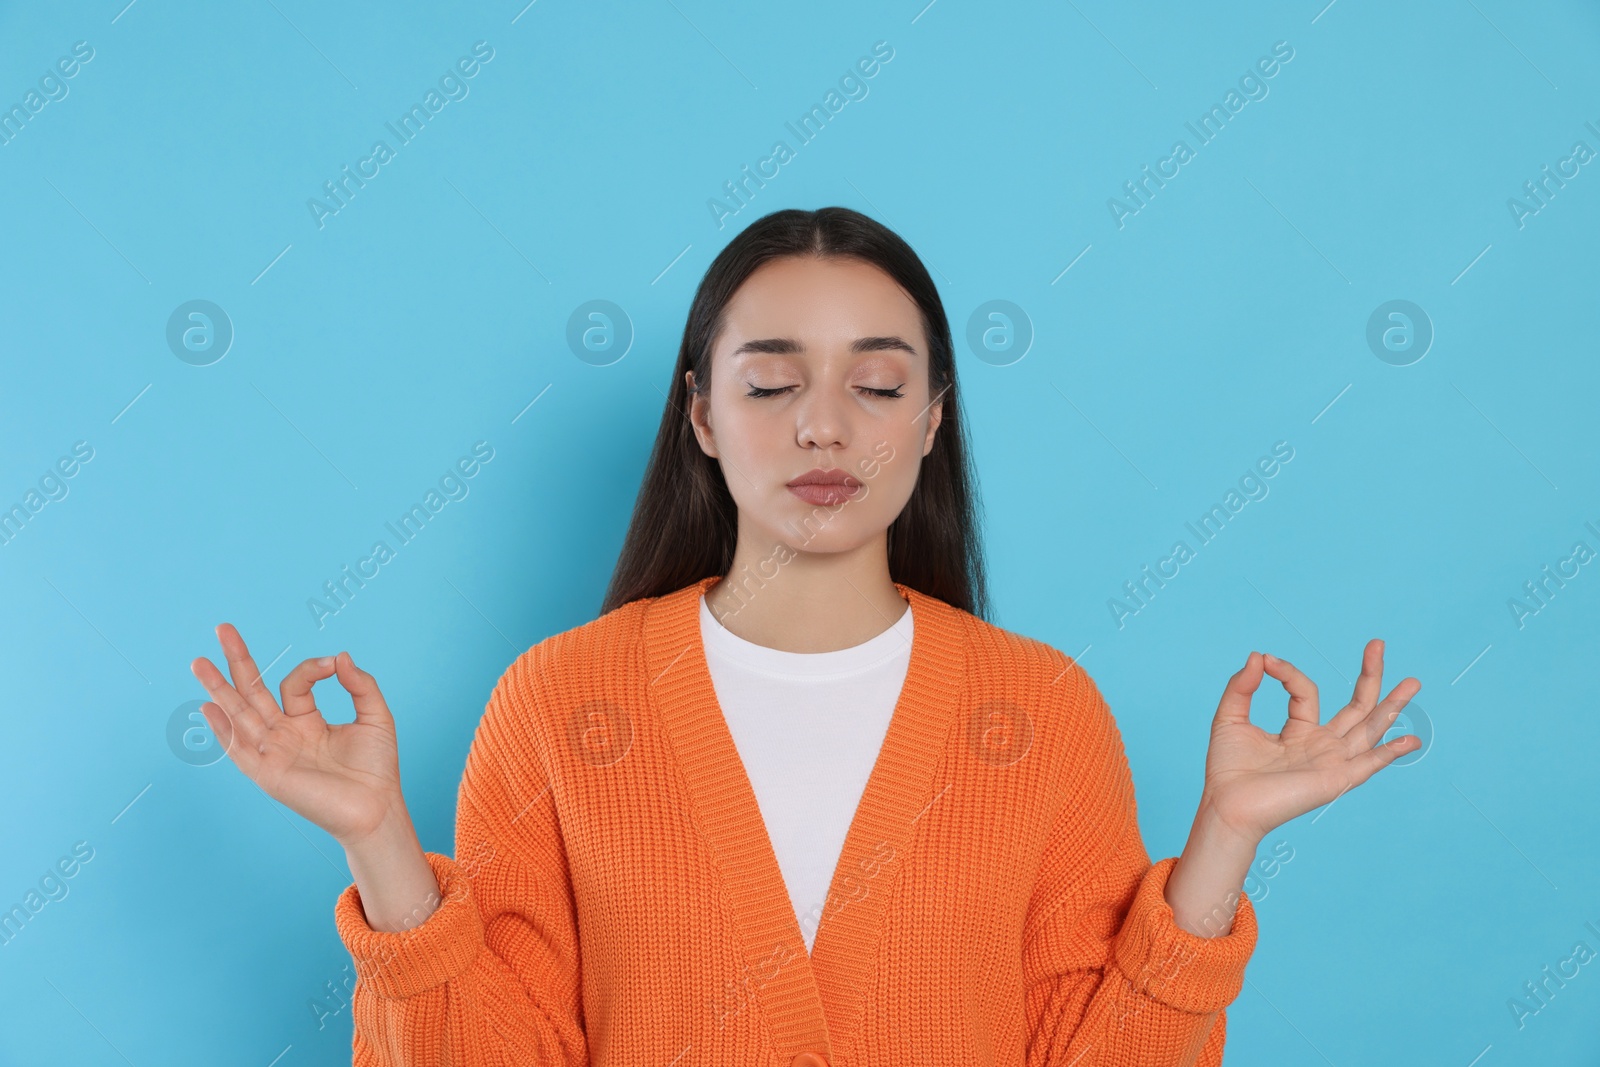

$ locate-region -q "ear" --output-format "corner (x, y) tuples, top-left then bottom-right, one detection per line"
(921, 386), (944, 457)
(687, 370), (720, 458)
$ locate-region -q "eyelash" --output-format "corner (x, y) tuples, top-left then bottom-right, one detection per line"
(744, 385), (905, 399)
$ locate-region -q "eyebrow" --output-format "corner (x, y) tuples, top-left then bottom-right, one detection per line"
(729, 335), (919, 358)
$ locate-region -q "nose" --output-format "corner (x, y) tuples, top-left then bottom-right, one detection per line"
(793, 385), (850, 454)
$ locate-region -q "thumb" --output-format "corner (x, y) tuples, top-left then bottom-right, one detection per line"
(333, 650), (394, 728)
(1214, 650), (1266, 727)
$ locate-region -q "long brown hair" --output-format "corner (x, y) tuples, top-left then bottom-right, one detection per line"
(600, 206), (989, 620)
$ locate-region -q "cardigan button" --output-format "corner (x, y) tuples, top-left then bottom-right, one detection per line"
(791, 1054), (830, 1067)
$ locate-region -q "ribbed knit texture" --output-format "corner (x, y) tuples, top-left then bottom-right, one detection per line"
(334, 575), (1258, 1066)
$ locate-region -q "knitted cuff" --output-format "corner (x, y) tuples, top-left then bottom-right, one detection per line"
(1109, 856), (1258, 1015)
(334, 851), (486, 999)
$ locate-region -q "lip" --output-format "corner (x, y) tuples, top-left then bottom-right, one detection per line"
(787, 467), (862, 506)
(787, 468), (863, 488)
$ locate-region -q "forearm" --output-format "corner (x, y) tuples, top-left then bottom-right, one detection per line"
(343, 807), (442, 933)
(1026, 851), (1257, 1067)
(1164, 797), (1261, 938)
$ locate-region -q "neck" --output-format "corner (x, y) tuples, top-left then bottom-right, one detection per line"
(704, 531), (908, 653)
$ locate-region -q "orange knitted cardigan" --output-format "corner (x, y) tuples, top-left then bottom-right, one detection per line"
(334, 575), (1258, 1066)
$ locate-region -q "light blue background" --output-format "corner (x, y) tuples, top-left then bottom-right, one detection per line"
(2, 1), (1597, 1063)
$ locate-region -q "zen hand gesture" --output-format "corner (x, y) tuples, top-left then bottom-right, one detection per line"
(1200, 639), (1422, 842)
(189, 624), (407, 848)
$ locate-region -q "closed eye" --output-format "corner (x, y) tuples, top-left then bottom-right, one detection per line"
(745, 385), (905, 399)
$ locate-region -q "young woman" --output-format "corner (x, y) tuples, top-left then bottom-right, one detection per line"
(190, 207), (1422, 1067)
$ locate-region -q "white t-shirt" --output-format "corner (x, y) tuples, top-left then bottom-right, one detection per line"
(699, 593), (915, 954)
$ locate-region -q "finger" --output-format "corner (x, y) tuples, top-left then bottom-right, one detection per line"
(196, 699), (265, 776)
(1326, 639), (1384, 738)
(333, 651), (394, 727)
(1352, 677), (1423, 750)
(200, 697), (262, 771)
(1343, 731), (1420, 785)
(1261, 654), (1320, 727)
(1213, 650), (1267, 726)
(1350, 638), (1385, 710)
(215, 623), (282, 719)
(280, 655), (340, 717)
(191, 654), (274, 742)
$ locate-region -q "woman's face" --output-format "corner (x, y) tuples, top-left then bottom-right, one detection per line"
(688, 254), (943, 558)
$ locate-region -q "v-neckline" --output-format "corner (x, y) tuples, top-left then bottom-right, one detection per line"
(642, 574), (968, 1061)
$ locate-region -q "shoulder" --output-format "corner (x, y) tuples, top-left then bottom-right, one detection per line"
(512, 594), (652, 688)
(471, 593), (655, 766)
(952, 610), (1133, 815)
(490, 592), (657, 719)
(958, 611), (1088, 695)
(954, 609), (1113, 733)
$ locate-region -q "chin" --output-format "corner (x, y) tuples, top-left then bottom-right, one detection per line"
(781, 519), (879, 556)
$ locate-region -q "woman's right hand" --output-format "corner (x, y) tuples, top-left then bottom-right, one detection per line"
(190, 623), (407, 849)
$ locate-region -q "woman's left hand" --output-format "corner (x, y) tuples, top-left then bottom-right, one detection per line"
(1199, 639), (1423, 843)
